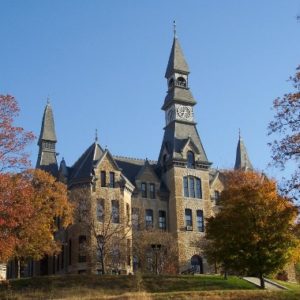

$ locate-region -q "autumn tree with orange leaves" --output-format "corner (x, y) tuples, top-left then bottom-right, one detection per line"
(0, 169), (73, 274)
(0, 95), (34, 172)
(268, 66), (300, 200)
(205, 171), (299, 289)
(0, 95), (73, 273)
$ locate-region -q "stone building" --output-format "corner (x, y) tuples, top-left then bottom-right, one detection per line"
(7, 33), (253, 277)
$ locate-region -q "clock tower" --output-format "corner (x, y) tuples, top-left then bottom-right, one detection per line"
(158, 31), (213, 274)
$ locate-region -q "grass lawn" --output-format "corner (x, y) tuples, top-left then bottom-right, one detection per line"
(0, 274), (299, 300)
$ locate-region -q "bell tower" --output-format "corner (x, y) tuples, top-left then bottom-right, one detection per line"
(36, 101), (58, 177)
(158, 25), (213, 274)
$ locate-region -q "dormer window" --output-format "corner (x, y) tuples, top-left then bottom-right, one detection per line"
(176, 77), (186, 87)
(187, 151), (195, 169)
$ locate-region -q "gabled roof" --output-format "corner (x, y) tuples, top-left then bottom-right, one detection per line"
(95, 149), (121, 171)
(234, 134), (253, 171)
(38, 103), (57, 144)
(114, 156), (159, 185)
(69, 142), (104, 181)
(136, 159), (160, 182)
(165, 37), (189, 78)
(114, 156), (147, 184)
(181, 137), (201, 155)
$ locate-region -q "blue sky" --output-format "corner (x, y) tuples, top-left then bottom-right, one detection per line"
(0, 0), (299, 180)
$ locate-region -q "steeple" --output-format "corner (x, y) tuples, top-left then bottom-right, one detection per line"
(234, 132), (253, 171)
(165, 36), (190, 79)
(36, 102), (58, 176)
(158, 29), (210, 170)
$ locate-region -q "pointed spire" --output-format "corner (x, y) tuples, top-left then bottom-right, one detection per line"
(165, 26), (189, 78)
(234, 131), (253, 171)
(95, 129), (98, 143)
(38, 101), (57, 145)
(173, 20), (177, 38)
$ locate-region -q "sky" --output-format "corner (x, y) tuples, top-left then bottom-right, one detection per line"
(0, 0), (299, 181)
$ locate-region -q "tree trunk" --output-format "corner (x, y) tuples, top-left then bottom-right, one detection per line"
(259, 272), (265, 289)
(224, 270), (228, 280)
(17, 259), (21, 279)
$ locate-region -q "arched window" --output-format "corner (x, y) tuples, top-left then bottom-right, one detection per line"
(183, 176), (202, 199)
(191, 255), (203, 274)
(187, 151), (195, 169)
(177, 76), (187, 87)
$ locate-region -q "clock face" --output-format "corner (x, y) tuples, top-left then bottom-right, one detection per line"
(176, 105), (192, 120)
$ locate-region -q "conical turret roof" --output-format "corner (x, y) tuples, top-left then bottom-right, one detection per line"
(38, 103), (57, 144)
(234, 134), (253, 171)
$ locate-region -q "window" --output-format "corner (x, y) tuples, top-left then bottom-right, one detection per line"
(101, 171), (106, 187)
(111, 200), (119, 223)
(96, 199), (104, 222)
(78, 235), (87, 263)
(183, 176), (202, 199)
(187, 151), (195, 169)
(159, 210), (166, 231)
(189, 177), (195, 198)
(183, 177), (189, 197)
(109, 172), (115, 188)
(197, 210), (204, 232)
(185, 209), (192, 227)
(132, 207), (140, 230)
(145, 209), (153, 229)
(150, 183), (155, 199)
(177, 76), (187, 87)
(141, 182), (147, 198)
(168, 78), (174, 88)
(196, 178), (202, 199)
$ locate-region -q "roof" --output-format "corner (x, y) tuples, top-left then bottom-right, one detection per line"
(158, 121), (209, 164)
(234, 135), (253, 171)
(114, 156), (148, 184)
(165, 37), (189, 78)
(69, 142), (104, 181)
(162, 87), (196, 110)
(38, 103), (57, 143)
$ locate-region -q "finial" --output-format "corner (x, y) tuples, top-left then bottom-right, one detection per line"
(47, 96), (50, 105)
(95, 129), (98, 142)
(173, 20), (177, 38)
(238, 128), (241, 139)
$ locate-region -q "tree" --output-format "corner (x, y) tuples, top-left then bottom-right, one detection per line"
(71, 187), (132, 274)
(205, 171), (299, 288)
(132, 229), (178, 275)
(268, 66), (300, 200)
(0, 169), (73, 275)
(0, 94), (34, 172)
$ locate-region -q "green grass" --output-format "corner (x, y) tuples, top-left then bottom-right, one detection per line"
(0, 274), (299, 300)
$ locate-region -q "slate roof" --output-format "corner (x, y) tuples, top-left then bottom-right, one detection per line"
(114, 156), (149, 184)
(158, 121), (209, 163)
(234, 135), (253, 171)
(165, 37), (189, 78)
(38, 103), (57, 143)
(162, 87), (197, 110)
(69, 142), (104, 181)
